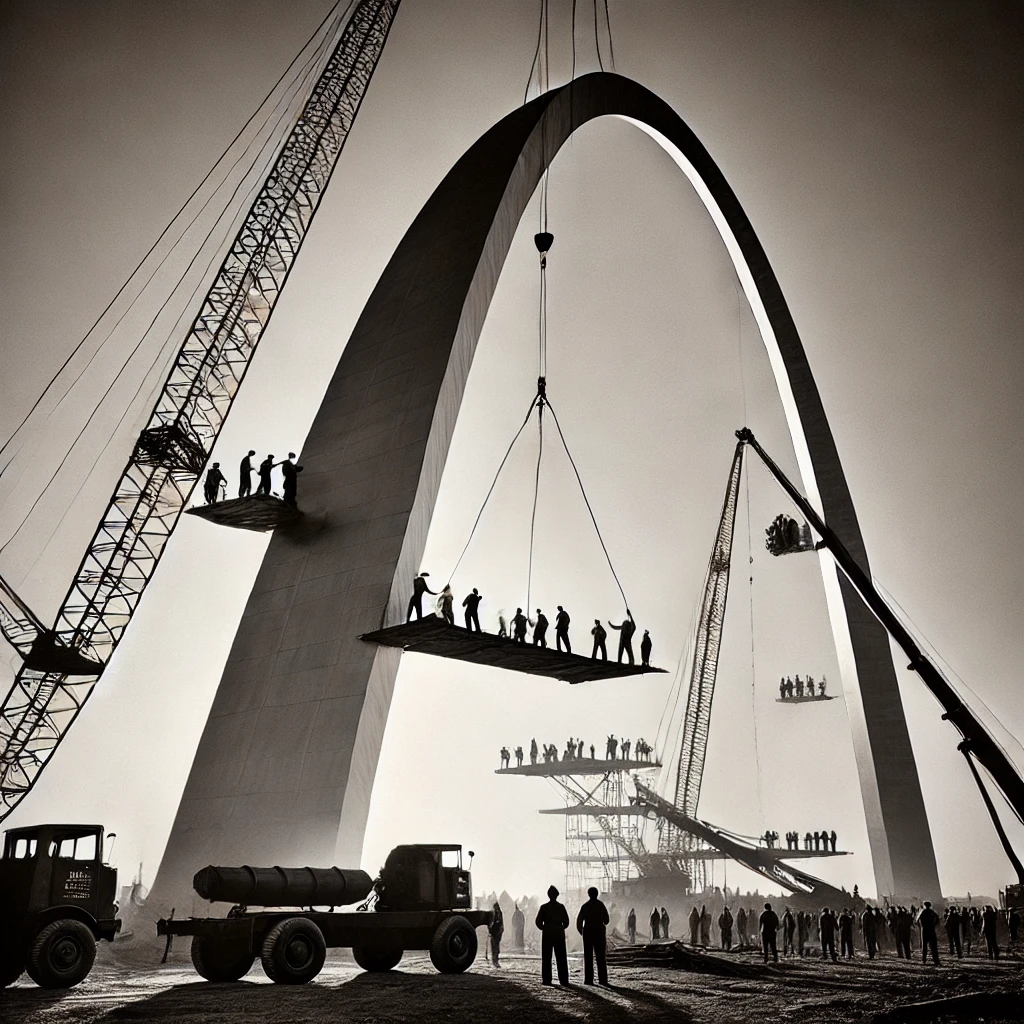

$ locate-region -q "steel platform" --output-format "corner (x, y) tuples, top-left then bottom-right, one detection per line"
(539, 804), (650, 816)
(495, 758), (660, 777)
(361, 617), (667, 683)
(186, 495), (302, 533)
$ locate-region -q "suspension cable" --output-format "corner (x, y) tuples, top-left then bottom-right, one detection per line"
(592, 0), (605, 72)
(525, 396), (545, 612)
(602, 0), (616, 71)
(0, 0), (351, 474)
(743, 454), (764, 825)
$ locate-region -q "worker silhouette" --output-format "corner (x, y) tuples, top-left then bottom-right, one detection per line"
(514, 745), (523, 767)
(256, 454), (277, 496)
(532, 609), (549, 647)
(462, 588), (482, 632)
(759, 902), (780, 963)
(555, 605), (571, 653)
(512, 902), (526, 951)
(819, 678), (826, 696)
(627, 908), (637, 944)
(536, 885), (570, 985)
(576, 887), (610, 985)
(512, 608), (528, 643)
(281, 453), (303, 507)
(650, 906), (661, 940)
(795, 676), (805, 698)
(819, 907), (838, 962)
(406, 572), (437, 621)
(688, 906), (700, 945)
(591, 620), (607, 660)
(497, 609), (508, 637)
(499, 746), (510, 769)
(621, 738), (631, 761)
(605, 735), (618, 759)
(608, 610), (636, 664)
(530, 737), (538, 765)
(918, 901), (940, 964)
(438, 584), (455, 625)
(239, 449), (256, 497)
(203, 463), (225, 504)
(640, 629), (652, 667)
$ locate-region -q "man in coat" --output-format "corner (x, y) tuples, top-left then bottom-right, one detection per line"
(536, 885), (570, 985)
(576, 887), (610, 986)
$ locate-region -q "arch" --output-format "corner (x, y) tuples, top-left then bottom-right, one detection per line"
(152, 73), (938, 909)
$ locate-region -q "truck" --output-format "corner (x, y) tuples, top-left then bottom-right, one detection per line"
(157, 843), (492, 984)
(0, 823), (121, 989)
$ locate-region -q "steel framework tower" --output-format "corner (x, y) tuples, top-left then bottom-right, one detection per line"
(0, 0), (401, 820)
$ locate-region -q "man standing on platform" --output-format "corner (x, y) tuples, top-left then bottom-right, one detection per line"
(591, 619), (607, 660)
(203, 463), (225, 504)
(530, 738), (538, 765)
(608, 610), (636, 664)
(238, 449), (256, 497)
(281, 453), (302, 507)
(576, 887), (610, 986)
(640, 629), (652, 667)
(759, 902), (780, 963)
(514, 745), (523, 767)
(536, 886), (570, 985)
(532, 609), (549, 647)
(462, 588), (483, 632)
(512, 608), (528, 643)
(406, 572), (436, 621)
(555, 605), (571, 653)
(256, 454), (277, 496)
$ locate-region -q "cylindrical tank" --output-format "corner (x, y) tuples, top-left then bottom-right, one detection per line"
(192, 865), (373, 907)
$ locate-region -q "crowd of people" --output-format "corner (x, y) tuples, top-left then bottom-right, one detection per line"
(203, 449), (303, 507)
(761, 829), (839, 852)
(777, 674), (827, 699)
(499, 735), (657, 768)
(407, 573), (653, 665)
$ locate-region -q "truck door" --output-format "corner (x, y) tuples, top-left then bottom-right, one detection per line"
(47, 831), (99, 911)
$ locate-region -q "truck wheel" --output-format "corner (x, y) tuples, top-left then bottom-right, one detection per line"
(260, 918), (326, 985)
(351, 944), (403, 972)
(190, 935), (255, 982)
(429, 916), (477, 974)
(25, 919), (96, 989)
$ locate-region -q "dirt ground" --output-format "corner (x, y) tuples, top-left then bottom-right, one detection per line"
(5, 946), (1023, 1024)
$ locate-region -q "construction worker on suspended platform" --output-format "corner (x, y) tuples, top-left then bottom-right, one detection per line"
(406, 572), (436, 621)
(555, 605), (571, 652)
(462, 588), (483, 631)
(438, 584), (455, 625)
(281, 452), (303, 507)
(512, 608), (528, 643)
(591, 619), (607, 660)
(608, 610), (636, 664)
(640, 629), (652, 667)
(531, 609), (549, 647)
(256, 454), (279, 496)
(203, 462), (226, 503)
(239, 449), (256, 497)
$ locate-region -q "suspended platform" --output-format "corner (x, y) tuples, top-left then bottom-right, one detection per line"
(185, 495), (302, 533)
(495, 758), (660, 778)
(776, 694), (836, 704)
(540, 804), (649, 816)
(361, 617), (666, 684)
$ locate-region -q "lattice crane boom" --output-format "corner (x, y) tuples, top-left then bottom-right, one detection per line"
(661, 439), (744, 852)
(0, 0), (401, 820)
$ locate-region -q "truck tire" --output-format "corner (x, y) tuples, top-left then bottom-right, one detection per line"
(351, 944), (403, 972)
(260, 917), (326, 985)
(190, 935), (255, 982)
(429, 916), (477, 974)
(25, 919), (96, 989)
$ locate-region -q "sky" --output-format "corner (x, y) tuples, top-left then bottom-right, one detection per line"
(1, 0), (1022, 904)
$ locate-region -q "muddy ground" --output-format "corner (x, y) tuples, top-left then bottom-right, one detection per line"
(5, 946), (1022, 1024)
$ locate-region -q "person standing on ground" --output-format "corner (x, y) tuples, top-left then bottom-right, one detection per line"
(700, 904), (712, 947)
(736, 906), (748, 950)
(536, 886), (570, 985)
(797, 910), (810, 957)
(839, 908), (855, 959)
(895, 906), (912, 959)
(512, 902), (525, 951)
(782, 908), (796, 957)
(203, 463), (226, 504)
(591, 619), (607, 660)
(1008, 907), (1021, 948)
(407, 572), (436, 621)
(238, 449), (256, 497)
(759, 902), (780, 963)
(861, 906), (878, 959)
(650, 906), (661, 940)
(689, 905), (700, 945)
(719, 906), (733, 951)
(982, 905), (1000, 959)
(819, 907), (838, 962)
(487, 902), (504, 966)
(555, 605), (571, 653)
(660, 907), (670, 940)
(576, 887), (610, 986)
(608, 610), (636, 664)
(640, 629), (652, 667)
(627, 908), (637, 944)
(917, 901), (940, 965)
(944, 905), (963, 959)
(462, 588), (483, 631)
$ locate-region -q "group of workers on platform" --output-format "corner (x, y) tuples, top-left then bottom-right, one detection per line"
(203, 450), (303, 507)
(778, 674), (827, 699)
(645, 898), (1019, 965)
(498, 735), (655, 768)
(406, 573), (653, 665)
(762, 829), (839, 852)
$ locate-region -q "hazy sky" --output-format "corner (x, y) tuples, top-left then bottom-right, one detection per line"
(1, 0), (1022, 903)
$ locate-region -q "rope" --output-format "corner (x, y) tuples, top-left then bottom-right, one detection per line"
(526, 401), (544, 612)
(592, 0), (605, 72)
(523, 0), (544, 104)
(602, 0), (616, 71)
(446, 394), (540, 586)
(0, 0), (350, 476)
(743, 455), (764, 826)
(0, 16), (337, 555)
(545, 398), (629, 610)
(570, 0), (578, 84)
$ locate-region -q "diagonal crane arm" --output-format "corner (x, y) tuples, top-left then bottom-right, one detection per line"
(0, 0), (402, 821)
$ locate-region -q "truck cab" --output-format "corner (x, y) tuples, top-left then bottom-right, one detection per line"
(0, 824), (120, 988)
(376, 844), (472, 912)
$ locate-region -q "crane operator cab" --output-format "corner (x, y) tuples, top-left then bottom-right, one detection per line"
(374, 845), (472, 912)
(0, 824), (120, 989)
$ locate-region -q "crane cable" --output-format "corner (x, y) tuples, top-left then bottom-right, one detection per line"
(0, 0), (352, 478)
(0, 11), (344, 557)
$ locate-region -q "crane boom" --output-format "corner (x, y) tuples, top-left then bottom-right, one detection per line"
(0, 0), (401, 821)
(661, 439), (744, 855)
(737, 427), (1024, 884)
